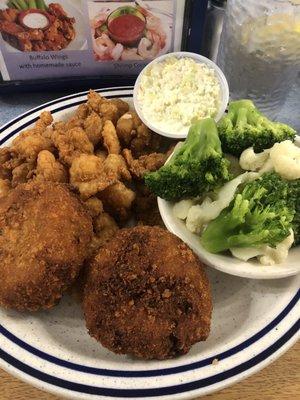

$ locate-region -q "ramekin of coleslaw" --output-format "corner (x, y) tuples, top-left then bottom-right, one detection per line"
(133, 52), (229, 138)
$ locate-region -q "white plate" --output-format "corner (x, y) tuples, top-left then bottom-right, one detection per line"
(158, 137), (300, 280)
(0, 88), (299, 400)
(0, 0), (87, 52)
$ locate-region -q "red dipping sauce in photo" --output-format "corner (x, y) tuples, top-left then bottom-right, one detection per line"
(108, 14), (146, 46)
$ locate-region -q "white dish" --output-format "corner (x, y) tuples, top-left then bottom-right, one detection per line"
(158, 136), (300, 280)
(133, 51), (229, 139)
(0, 88), (299, 400)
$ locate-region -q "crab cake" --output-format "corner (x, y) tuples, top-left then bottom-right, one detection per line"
(83, 226), (212, 360)
(0, 181), (93, 311)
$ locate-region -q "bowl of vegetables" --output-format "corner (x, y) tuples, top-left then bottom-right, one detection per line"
(149, 99), (300, 279)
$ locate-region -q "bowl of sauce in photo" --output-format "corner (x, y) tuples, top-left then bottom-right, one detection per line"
(107, 6), (146, 47)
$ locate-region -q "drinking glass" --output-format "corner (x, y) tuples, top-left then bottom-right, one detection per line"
(217, 0), (300, 118)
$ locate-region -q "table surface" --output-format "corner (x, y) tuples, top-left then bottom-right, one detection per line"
(0, 82), (299, 399)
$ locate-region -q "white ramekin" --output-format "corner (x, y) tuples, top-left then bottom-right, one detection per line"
(133, 51), (229, 139)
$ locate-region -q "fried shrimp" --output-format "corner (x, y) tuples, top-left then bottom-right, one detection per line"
(0, 181), (93, 311)
(83, 226), (212, 360)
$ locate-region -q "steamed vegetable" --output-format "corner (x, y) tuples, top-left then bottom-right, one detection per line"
(201, 172), (296, 253)
(145, 118), (231, 201)
(218, 100), (296, 157)
(289, 179), (300, 245)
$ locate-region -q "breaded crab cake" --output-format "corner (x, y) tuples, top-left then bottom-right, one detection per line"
(83, 226), (212, 360)
(0, 181), (93, 311)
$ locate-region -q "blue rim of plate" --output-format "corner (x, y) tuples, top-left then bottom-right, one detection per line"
(0, 87), (299, 398)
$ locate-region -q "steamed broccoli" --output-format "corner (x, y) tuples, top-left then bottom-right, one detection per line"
(218, 100), (296, 157)
(145, 118), (231, 201)
(201, 172), (295, 253)
(289, 179), (300, 245)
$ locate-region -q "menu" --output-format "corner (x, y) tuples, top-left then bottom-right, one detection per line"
(0, 0), (187, 81)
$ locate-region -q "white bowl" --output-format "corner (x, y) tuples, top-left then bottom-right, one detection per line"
(158, 137), (300, 279)
(133, 51), (229, 139)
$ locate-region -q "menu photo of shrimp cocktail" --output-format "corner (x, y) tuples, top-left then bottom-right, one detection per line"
(89, 1), (173, 62)
(0, 0), (189, 81)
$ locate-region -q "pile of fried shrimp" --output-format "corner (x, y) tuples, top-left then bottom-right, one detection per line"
(0, 90), (175, 253)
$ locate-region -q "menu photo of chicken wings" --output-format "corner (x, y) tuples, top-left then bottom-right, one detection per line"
(0, 0), (86, 52)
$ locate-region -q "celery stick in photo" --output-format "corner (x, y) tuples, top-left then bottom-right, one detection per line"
(36, 0), (47, 10)
(28, 0), (37, 9)
(15, 0), (29, 9)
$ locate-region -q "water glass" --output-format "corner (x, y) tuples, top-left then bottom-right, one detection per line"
(217, 0), (300, 118)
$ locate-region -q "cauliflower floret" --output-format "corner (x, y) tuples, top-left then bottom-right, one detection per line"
(186, 197), (212, 234)
(230, 230), (294, 265)
(173, 199), (196, 220)
(259, 230), (294, 266)
(269, 140), (300, 180)
(257, 157), (274, 174)
(184, 172), (259, 234)
(239, 147), (270, 171)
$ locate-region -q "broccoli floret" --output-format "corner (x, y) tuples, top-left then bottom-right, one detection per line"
(201, 172), (295, 253)
(218, 100), (296, 157)
(145, 118), (231, 201)
(288, 179), (300, 245)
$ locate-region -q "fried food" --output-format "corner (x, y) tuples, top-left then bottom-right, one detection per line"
(70, 154), (116, 199)
(87, 90), (105, 113)
(0, 181), (93, 311)
(83, 226), (212, 360)
(123, 149), (168, 179)
(0, 179), (10, 198)
(116, 112), (139, 145)
(95, 149), (108, 162)
(34, 150), (68, 183)
(12, 132), (54, 163)
(83, 111), (103, 146)
(0, 90), (175, 269)
(84, 197), (104, 218)
(134, 183), (164, 227)
(110, 98), (130, 118)
(35, 111), (53, 131)
(0, 148), (14, 180)
(11, 162), (35, 187)
(75, 103), (89, 120)
(104, 154), (131, 181)
(116, 111), (164, 157)
(116, 111), (160, 156)
(99, 102), (119, 124)
(52, 127), (94, 166)
(100, 181), (136, 222)
(102, 120), (121, 154)
(90, 212), (119, 252)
